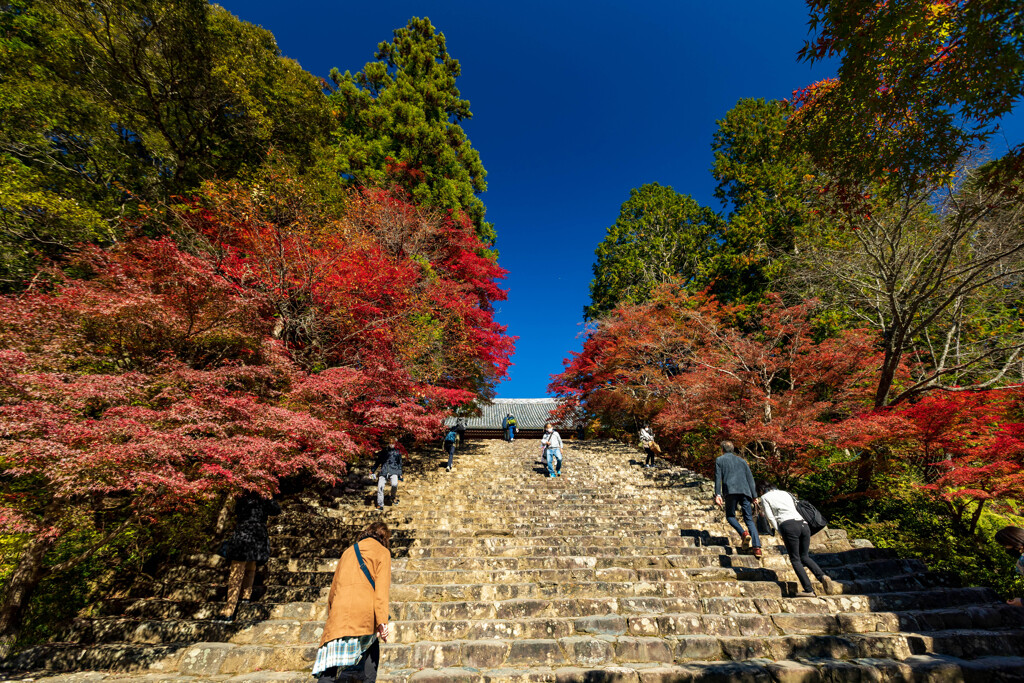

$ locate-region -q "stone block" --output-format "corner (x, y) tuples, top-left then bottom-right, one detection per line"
(670, 635), (722, 662)
(410, 668), (482, 682)
(614, 637), (673, 663)
(505, 639), (567, 667)
(463, 639), (511, 669)
(559, 636), (614, 666)
(764, 660), (821, 683)
(836, 612), (900, 634)
(627, 616), (661, 636)
(772, 613), (840, 636)
(495, 599), (551, 619)
(413, 641), (463, 669)
(554, 666), (640, 683)
(177, 642), (234, 676)
(575, 615), (627, 636)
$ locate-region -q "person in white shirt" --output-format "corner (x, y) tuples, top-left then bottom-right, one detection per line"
(639, 426), (655, 468)
(540, 423), (563, 478)
(757, 482), (836, 597)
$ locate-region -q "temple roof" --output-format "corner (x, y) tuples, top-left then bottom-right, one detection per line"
(445, 398), (572, 430)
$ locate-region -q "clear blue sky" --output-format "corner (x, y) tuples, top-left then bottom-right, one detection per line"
(219, 1), (1024, 398)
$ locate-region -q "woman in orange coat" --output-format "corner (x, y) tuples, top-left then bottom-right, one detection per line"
(312, 521), (392, 682)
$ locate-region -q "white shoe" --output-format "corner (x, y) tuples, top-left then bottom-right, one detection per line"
(446, 466), (451, 472)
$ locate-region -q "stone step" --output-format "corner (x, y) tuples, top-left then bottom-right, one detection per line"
(377, 629), (1024, 671)
(64, 616), (322, 647)
(376, 654), (1024, 682)
(4, 641), (316, 677)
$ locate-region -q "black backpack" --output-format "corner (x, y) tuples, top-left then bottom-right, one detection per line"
(790, 493), (828, 534)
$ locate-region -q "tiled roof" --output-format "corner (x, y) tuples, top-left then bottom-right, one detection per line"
(445, 398), (572, 430)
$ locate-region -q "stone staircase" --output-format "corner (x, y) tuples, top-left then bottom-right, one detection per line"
(4, 439), (1024, 682)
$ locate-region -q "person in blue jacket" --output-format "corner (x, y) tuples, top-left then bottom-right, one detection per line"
(503, 413), (518, 442)
(713, 441), (762, 558)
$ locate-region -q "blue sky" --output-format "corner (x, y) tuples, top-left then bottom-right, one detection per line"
(219, 1), (1024, 398)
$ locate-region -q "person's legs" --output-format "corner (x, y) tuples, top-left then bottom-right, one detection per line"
(644, 447), (655, 467)
(797, 523), (827, 582)
(545, 448), (555, 477)
(359, 638), (380, 682)
(376, 476), (386, 508)
(240, 561), (257, 601)
(724, 494), (746, 538)
(779, 520), (814, 592)
(446, 443), (455, 469)
(390, 474), (399, 503)
(316, 667), (338, 683)
(739, 496), (760, 548)
(222, 560), (247, 617)
(551, 448), (562, 474)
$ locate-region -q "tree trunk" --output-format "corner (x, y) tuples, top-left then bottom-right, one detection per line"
(0, 532), (57, 659)
(855, 343), (903, 493)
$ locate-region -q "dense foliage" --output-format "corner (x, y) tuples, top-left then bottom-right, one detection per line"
(795, 0), (1024, 192)
(0, 0), (332, 287)
(585, 184), (722, 320)
(0, 3), (510, 654)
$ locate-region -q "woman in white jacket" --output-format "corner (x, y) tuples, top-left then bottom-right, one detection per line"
(757, 483), (836, 597)
(639, 426), (655, 468)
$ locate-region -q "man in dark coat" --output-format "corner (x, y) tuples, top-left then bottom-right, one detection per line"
(714, 441), (761, 557)
(372, 437), (403, 511)
(455, 417), (467, 448)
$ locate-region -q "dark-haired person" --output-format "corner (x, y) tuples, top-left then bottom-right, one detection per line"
(995, 526), (1024, 607)
(758, 482), (836, 598)
(541, 423), (563, 478)
(372, 437), (403, 511)
(443, 426), (458, 472)
(312, 521), (393, 682)
(217, 491), (280, 620)
(713, 441), (761, 558)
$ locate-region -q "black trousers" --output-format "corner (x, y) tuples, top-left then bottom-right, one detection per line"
(643, 447), (655, 466)
(317, 639), (379, 683)
(779, 519), (825, 592)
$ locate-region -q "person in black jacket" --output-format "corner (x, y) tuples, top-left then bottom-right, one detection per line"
(372, 437), (403, 511)
(217, 491), (281, 619)
(455, 417), (467, 448)
(713, 441), (762, 557)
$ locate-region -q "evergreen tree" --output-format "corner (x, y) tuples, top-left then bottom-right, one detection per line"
(329, 17), (494, 246)
(585, 183), (722, 320)
(708, 98), (813, 302)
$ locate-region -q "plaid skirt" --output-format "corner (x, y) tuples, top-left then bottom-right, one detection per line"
(311, 634), (377, 676)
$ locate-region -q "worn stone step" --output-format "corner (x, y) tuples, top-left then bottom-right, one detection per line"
(379, 654), (1024, 682)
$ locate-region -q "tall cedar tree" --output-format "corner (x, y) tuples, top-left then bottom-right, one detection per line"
(0, 0), (332, 288)
(709, 99), (814, 303)
(329, 17), (494, 246)
(585, 183), (722, 320)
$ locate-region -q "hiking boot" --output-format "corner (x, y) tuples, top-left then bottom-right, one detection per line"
(796, 590), (817, 598)
(753, 546), (762, 558)
(741, 533), (751, 548)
